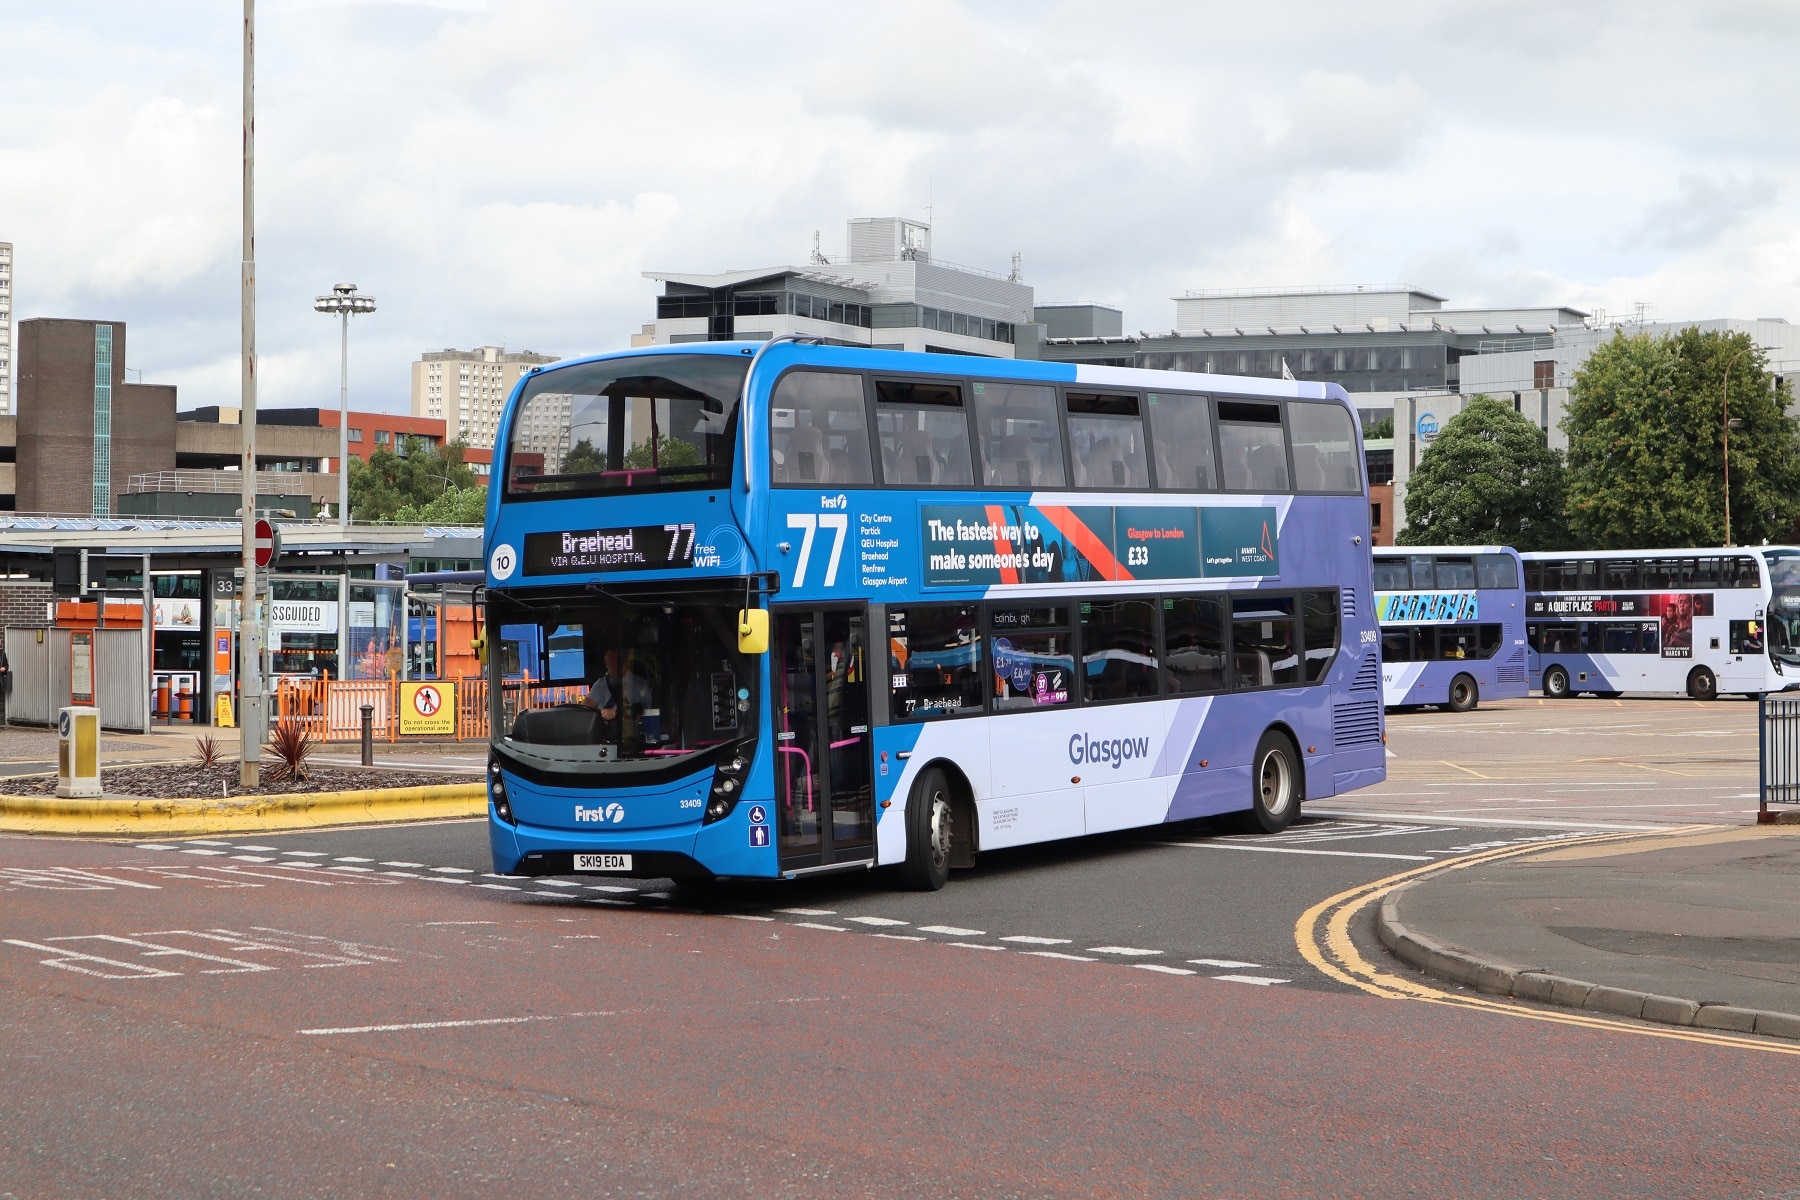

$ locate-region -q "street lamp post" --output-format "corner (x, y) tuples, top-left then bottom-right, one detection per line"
(313, 284), (376, 526)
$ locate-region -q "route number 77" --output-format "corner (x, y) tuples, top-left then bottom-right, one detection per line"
(786, 513), (848, 587)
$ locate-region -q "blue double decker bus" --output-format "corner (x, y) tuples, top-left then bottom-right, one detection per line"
(482, 340), (1386, 889)
(1371, 546), (1529, 712)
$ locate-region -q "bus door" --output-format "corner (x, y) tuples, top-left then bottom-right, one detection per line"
(772, 607), (875, 870)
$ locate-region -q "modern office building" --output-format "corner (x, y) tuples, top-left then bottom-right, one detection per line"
(410, 345), (559, 449)
(0, 242), (13, 417)
(1038, 285), (1591, 427)
(639, 217), (1037, 358)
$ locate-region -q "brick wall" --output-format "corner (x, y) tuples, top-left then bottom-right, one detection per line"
(0, 581), (52, 654)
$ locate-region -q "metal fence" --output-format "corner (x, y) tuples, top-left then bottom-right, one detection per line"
(272, 674), (586, 742)
(1757, 695), (1800, 818)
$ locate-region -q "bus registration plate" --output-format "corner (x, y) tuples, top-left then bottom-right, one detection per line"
(574, 853), (632, 872)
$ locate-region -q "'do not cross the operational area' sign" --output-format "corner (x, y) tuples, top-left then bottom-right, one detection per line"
(400, 681), (455, 735)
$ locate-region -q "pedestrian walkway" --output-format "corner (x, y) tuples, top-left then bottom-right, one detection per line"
(1381, 825), (1800, 1035)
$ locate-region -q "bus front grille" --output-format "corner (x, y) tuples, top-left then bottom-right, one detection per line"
(1333, 700), (1382, 747)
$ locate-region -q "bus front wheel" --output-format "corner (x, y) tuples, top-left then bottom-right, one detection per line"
(1447, 674), (1479, 713)
(898, 766), (953, 891)
(1242, 731), (1301, 835)
(1543, 666), (1572, 699)
(1688, 667), (1719, 701)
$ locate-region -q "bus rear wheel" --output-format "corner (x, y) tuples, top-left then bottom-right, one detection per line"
(898, 766), (953, 891)
(1241, 731), (1301, 834)
(1446, 674), (1479, 713)
(1688, 667), (1719, 701)
(1542, 665), (1572, 699)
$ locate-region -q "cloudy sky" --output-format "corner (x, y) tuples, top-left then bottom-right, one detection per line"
(4, 0), (1798, 413)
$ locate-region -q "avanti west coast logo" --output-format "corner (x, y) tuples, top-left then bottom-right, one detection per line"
(1068, 732), (1151, 770)
(575, 803), (626, 824)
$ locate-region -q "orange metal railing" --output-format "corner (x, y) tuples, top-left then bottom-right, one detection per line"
(272, 673), (588, 742)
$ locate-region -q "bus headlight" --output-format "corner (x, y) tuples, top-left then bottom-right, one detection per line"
(488, 755), (516, 826)
(705, 747), (753, 824)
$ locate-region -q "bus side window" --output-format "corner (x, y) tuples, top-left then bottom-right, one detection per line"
(1147, 392), (1218, 491)
(1079, 599), (1158, 702)
(1730, 620), (1766, 654)
(1477, 554), (1519, 591)
(971, 381), (1065, 489)
(1603, 558), (1640, 590)
(887, 605), (982, 721)
(1409, 555), (1435, 591)
(1287, 402), (1362, 494)
(1734, 556), (1762, 588)
(1163, 595), (1228, 694)
(875, 380), (973, 487)
(1477, 623), (1504, 658)
(1231, 595), (1300, 688)
(1435, 557), (1476, 590)
(1371, 558), (1410, 591)
(989, 605), (1076, 711)
(1576, 559), (1599, 591)
(1066, 393), (1149, 489)
(1381, 627), (1419, 662)
(1216, 401), (1290, 493)
(1300, 590), (1340, 682)
(769, 370), (874, 486)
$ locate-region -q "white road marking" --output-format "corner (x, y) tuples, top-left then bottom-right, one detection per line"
(1306, 808), (1671, 832)
(532, 880), (583, 888)
(421, 876), (468, 885)
(918, 925), (985, 936)
(299, 1011), (618, 1036)
(640, 892), (672, 900)
(775, 907), (837, 916)
(380, 861), (427, 868)
(586, 885), (636, 893)
(1189, 958), (1261, 969)
(726, 914), (776, 922)
(1088, 946), (1161, 957)
(380, 871), (422, 878)
(1180, 843), (1433, 862)
(473, 883), (520, 891)
(948, 942), (1006, 951)
(279, 861), (322, 869)
(284, 851), (330, 857)
(429, 866), (474, 874)
(134, 844), (179, 851)
(231, 855), (274, 863)
(327, 866), (374, 873)
(1024, 951), (1097, 962)
(234, 845), (279, 852)
(871, 933), (927, 942)
(334, 857), (374, 863)
(186, 841), (232, 847)
(482, 873), (528, 879)
(1134, 963), (1197, 976)
(845, 916), (909, 927)
(1000, 935), (1073, 945)
(530, 890), (573, 898)
(179, 848), (229, 856)
(793, 922), (847, 932)
(1211, 974), (1291, 986)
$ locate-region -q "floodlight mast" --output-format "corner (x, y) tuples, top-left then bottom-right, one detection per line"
(313, 284), (377, 528)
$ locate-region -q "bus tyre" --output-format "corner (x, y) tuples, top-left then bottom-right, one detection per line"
(1688, 667), (1719, 701)
(899, 766), (953, 891)
(1447, 674), (1479, 713)
(1243, 731), (1301, 835)
(1542, 665), (1572, 699)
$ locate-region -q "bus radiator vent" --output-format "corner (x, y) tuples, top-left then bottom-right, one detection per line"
(1349, 656), (1380, 693)
(1340, 588), (1358, 619)
(1497, 647), (1527, 684)
(1333, 700), (1382, 748)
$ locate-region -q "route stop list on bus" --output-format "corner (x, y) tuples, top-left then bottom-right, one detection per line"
(525, 523), (697, 575)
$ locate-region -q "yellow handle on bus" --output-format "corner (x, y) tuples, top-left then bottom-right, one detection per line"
(737, 609), (769, 654)
(471, 629), (488, 666)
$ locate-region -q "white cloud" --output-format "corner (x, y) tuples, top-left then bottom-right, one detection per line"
(2, 0), (1799, 412)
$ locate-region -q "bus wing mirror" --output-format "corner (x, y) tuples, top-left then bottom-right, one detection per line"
(737, 609), (769, 655)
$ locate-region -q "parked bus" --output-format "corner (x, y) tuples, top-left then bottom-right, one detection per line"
(481, 340), (1386, 890)
(1522, 547), (1800, 699)
(1371, 546), (1528, 712)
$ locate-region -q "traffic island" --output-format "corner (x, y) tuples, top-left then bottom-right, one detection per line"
(0, 762), (485, 836)
(1375, 826), (1800, 1041)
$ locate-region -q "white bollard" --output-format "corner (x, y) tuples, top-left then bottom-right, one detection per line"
(56, 706), (102, 799)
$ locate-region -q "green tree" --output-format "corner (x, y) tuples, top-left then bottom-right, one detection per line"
(1364, 415), (1394, 440)
(1397, 395), (1569, 550)
(395, 485), (488, 525)
(348, 437), (480, 522)
(1564, 329), (1800, 547)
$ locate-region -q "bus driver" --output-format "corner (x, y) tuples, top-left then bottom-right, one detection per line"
(579, 648), (652, 720)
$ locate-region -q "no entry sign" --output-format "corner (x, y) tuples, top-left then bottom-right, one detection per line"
(253, 519), (277, 568)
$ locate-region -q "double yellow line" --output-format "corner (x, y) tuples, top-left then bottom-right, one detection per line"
(1294, 825), (1800, 1057)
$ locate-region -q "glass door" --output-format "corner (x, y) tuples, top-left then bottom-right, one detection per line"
(774, 606), (874, 871)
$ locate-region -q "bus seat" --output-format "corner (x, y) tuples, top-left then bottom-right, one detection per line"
(986, 435), (1035, 487)
(1292, 444), (1325, 491)
(889, 429), (940, 484)
(1246, 444), (1286, 491)
(1076, 437), (1122, 488)
(780, 425), (833, 484)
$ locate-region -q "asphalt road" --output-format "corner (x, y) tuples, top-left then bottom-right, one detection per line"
(0, 699), (1793, 1196)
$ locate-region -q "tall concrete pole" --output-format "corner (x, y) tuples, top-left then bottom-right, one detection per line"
(238, 0), (263, 786)
(339, 307), (349, 527)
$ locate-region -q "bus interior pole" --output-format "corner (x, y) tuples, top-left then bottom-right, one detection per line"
(238, 0), (263, 786)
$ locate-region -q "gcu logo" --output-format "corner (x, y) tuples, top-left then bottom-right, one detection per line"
(575, 803), (626, 824)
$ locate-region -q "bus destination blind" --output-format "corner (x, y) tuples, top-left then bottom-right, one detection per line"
(525, 524), (697, 575)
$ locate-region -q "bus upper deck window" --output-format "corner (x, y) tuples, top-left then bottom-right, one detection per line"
(876, 380), (973, 487)
(1287, 402), (1361, 494)
(1147, 393), (1218, 491)
(1066, 393), (1148, 489)
(1434, 557), (1476, 590)
(1216, 401), (1289, 493)
(1409, 555), (1434, 591)
(769, 370), (874, 487)
(972, 381), (1065, 489)
(1476, 554), (1518, 591)
(1603, 559), (1641, 590)
(1371, 558), (1410, 592)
